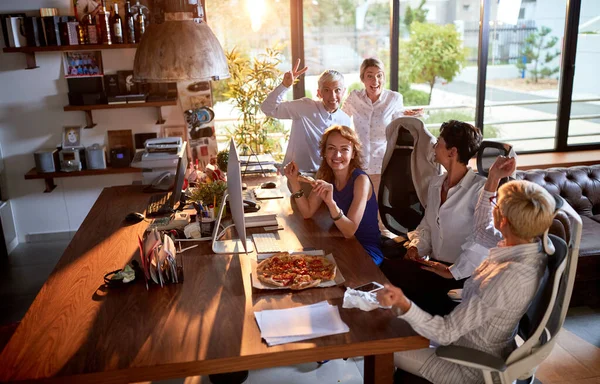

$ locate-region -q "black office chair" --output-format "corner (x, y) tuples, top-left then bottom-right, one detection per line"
(378, 126), (422, 235)
(476, 140), (514, 178)
(378, 118), (440, 237)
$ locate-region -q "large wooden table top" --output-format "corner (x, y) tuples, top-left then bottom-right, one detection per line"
(0, 182), (427, 383)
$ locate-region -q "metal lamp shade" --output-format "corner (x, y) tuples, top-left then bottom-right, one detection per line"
(133, 19), (230, 82)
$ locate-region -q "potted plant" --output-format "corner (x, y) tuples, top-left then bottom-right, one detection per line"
(216, 149), (229, 172)
(223, 46), (288, 156)
(188, 180), (227, 214)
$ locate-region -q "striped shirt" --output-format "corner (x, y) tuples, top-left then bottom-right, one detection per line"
(398, 189), (547, 384)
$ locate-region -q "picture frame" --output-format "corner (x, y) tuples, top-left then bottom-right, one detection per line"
(62, 126), (83, 148)
(63, 51), (103, 78)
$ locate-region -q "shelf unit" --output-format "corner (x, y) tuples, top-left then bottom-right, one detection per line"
(25, 166), (143, 193)
(2, 44), (138, 69)
(64, 100), (178, 128)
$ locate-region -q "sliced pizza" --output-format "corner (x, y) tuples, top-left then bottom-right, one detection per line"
(290, 274), (321, 290)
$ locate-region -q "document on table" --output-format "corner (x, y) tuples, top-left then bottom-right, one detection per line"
(254, 301), (349, 346)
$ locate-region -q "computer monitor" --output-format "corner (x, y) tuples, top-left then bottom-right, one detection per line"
(212, 140), (254, 254)
(169, 141), (188, 208)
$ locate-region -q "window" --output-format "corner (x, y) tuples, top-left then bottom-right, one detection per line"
(567, 0), (600, 146)
(302, 0), (390, 99)
(206, 0), (292, 154)
(483, 2), (566, 151)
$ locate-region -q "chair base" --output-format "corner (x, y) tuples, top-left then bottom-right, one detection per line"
(393, 369), (432, 384)
(208, 370), (249, 384)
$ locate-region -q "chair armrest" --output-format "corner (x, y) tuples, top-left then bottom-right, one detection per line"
(436, 345), (507, 372)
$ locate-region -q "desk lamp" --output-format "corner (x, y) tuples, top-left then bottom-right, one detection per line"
(133, 0), (229, 82)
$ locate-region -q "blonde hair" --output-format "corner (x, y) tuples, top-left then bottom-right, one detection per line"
(360, 58), (385, 81)
(316, 125), (364, 182)
(498, 180), (556, 240)
(318, 70), (345, 90)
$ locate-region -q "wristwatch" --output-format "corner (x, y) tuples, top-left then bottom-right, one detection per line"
(291, 189), (305, 199)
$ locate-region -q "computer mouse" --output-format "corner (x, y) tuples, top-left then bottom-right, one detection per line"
(261, 181), (277, 189)
(124, 212), (145, 223)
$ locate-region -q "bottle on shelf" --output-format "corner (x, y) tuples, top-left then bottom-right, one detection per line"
(96, 0), (112, 45)
(85, 14), (99, 44)
(111, 3), (124, 44)
(76, 22), (88, 45)
(124, 0), (135, 44)
(135, 6), (146, 42)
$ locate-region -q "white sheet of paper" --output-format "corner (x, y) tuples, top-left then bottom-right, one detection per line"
(257, 301), (349, 338)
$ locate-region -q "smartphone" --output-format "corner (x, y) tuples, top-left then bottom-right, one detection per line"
(353, 282), (384, 293)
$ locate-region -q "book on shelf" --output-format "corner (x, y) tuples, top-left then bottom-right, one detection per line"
(24, 17), (43, 47)
(0, 13), (25, 48)
(7, 17), (27, 48)
(126, 93), (148, 103)
(108, 95), (128, 105)
(40, 8), (59, 17)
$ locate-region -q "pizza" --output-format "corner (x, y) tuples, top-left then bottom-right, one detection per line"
(256, 253), (337, 290)
(298, 174), (316, 184)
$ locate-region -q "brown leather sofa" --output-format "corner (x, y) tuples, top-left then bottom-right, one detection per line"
(515, 164), (600, 307)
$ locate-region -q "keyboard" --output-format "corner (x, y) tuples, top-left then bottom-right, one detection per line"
(252, 233), (282, 254)
(146, 192), (173, 217)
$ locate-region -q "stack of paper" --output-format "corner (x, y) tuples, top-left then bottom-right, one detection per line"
(254, 301), (349, 346)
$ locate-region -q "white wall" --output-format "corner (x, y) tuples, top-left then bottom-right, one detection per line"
(0, 0), (184, 245)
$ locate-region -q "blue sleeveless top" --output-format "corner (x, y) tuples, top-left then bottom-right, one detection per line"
(332, 168), (383, 265)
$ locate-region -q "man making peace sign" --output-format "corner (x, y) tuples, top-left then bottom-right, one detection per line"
(261, 59), (351, 175)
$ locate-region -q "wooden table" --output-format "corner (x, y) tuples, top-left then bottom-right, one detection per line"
(0, 183), (427, 383)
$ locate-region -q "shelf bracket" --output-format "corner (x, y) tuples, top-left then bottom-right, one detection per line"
(43, 178), (57, 193)
(156, 106), (165, 125)
(24, 52), (39, 70)
(84, 110), (97, 128)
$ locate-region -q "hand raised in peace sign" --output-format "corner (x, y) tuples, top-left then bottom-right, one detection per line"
(282, 59), (308, 88)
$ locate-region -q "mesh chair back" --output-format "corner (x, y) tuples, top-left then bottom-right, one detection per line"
(378, 127), (423, 235)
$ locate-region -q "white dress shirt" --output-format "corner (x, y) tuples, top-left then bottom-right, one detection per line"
(261, 84), (351, 173)
(408, 168), (488, 280)
(342, 89), (404, 174)
(397, 192), (547, 384)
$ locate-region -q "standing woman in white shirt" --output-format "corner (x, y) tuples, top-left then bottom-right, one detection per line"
(342, 58), (404, 174)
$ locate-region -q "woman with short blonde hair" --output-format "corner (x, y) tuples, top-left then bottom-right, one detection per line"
(496, 180), (556, 240)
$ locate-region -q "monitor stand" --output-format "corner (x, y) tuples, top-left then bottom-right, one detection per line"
(211, 194), (254, 254)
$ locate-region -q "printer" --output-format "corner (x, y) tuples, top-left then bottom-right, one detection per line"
(145, 137), (182, 154)
(131, 138), (186, 185)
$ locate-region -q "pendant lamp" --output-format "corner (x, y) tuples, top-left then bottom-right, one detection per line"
(133, 1), (229, 82)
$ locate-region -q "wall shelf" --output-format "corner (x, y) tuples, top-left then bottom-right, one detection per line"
(2, 44), (138, 69)
(64, 101), (178, 128)
(25, 166), (143, 193)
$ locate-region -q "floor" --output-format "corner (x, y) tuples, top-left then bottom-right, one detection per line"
(1, 240), (599, 384)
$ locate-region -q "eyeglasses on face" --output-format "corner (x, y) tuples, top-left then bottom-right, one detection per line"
(489, 194), (499, 208)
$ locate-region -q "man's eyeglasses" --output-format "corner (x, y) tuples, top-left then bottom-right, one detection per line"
(489, 194), (499, 208)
